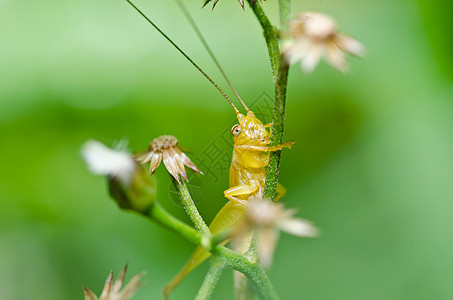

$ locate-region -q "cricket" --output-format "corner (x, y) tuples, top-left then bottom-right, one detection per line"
(124, 0), (294, 297)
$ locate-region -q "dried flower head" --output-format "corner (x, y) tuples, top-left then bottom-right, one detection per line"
(235, 199), (318, 267)
(136, 135), (202, 184)
(82, 140), (136, 185)
(83, 265), (144, 300)
(282, 12), (365, 73)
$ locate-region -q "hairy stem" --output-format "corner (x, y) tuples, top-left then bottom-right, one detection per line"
(146, 203), (203, 245)
(240, 1), (291, 298)
(234, 271), (258, 300)
(264, 58), (290, 200)
(195, 256), (227, 300)
(141, 204), (278, 299)
(252, 0), (291, 202)
(278, 0), (291, 32)
(174, 179), (210, 235)
(215, 246), (279, 300)
(248, 0), (292, 201)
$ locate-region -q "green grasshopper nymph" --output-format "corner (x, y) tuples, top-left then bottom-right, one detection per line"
(124, 0), (294, 297)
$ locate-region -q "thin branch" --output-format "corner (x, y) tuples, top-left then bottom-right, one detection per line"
(195, 256), (227, 300)
(278, 0), (291, 32)
(141, 203), (278, 299)
(174, 179), (210, 235)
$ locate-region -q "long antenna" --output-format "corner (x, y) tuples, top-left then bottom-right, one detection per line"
(124, 0), (239, 114)
(175, 0), (250, 112)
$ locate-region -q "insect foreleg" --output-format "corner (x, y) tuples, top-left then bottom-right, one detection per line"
(264, 123), (273, 136)
(274, 183), (287, 202)
(224, 184), (260, 206)
(235, 141), (295, 152)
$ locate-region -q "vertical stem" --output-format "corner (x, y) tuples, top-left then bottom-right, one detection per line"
(247, 0), (292, 202)
(263, 59), (289, 200)
(174, 179), (211, 235)
(195, 256), (227, 300)
(219, 248), (279, 300)
(278, 0), (291, 32)
(234, 271), (258, 300)
(263, 0), (292, 201)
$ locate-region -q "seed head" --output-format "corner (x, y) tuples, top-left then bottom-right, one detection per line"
(136, 135), (203, 184)
(83, 265), (144, 300)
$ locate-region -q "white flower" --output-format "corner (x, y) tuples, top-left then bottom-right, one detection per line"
(83, 265), (144, 300)
(82, 140), (136, 185)
(282, 12), (365, 73)
(235, 199), (318, 267)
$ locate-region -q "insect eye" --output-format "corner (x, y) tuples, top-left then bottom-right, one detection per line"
(231, 125), (241, 136)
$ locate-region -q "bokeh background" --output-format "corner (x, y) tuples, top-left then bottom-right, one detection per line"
(1, 0), (452, 299)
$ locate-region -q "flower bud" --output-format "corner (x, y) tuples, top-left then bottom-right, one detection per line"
(82, 140), (156, 213)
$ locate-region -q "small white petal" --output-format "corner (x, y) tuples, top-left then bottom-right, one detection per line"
(284, 39), (310, 65)
(335, 34), (365, 57)
(278, 218), (319, 237)
(83, 287), (98, 300)
(302, 12), (337, 39)
(100, 271), (113, 298)
(300, 43), (324, 73)
(258, 229), (279, 268)
(325, 44), (348, 72)
(140, 151), (154, 164)
(117, 271), (145, 300)
(82, 140), (135, 184)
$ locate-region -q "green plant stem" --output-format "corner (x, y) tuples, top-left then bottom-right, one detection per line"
(248, 0), (291, 201)
(195, 256), (227, 300)
(248, 0), (280, 82)
(240, 1), (291, 299)
(263, 58), (290, 201)
(215, 246), (279, 300)
(278, 0), (291, 32)
(210, 228), (233, 246)
(141, 204), (278, 300)
(146, 203), (202, 245)
(234, 271), (258, 300)
(174, 179), (210, 235)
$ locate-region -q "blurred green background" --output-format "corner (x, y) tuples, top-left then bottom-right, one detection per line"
(1, 0), (453, 299)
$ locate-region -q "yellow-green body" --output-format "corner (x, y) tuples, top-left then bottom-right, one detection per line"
(164, 111), (293, 298)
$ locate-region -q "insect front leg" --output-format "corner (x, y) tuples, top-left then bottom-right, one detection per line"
(264, 123), (273, 136)
(235, 141), (295, 152)
(275, 183), (287, 202)
(224, 184), (259, 206)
